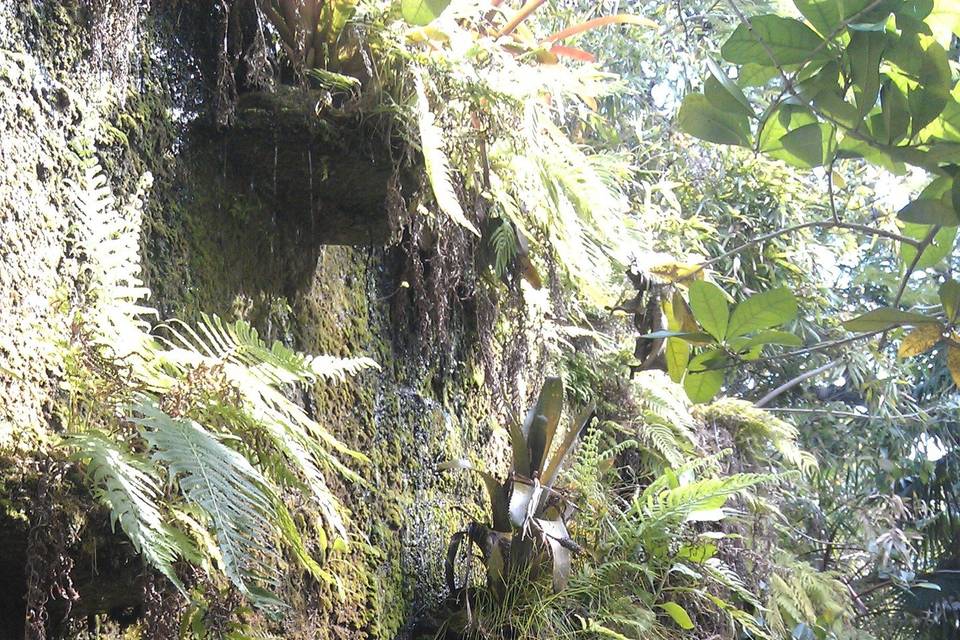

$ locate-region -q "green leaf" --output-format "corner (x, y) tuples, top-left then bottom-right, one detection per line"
(847, 30), (887, 115)
(897, 199), (958, 225)
(900, 222), (956, 268)
(909, 40), (951, 134)
(738, 63), (778, 87)
(726, 287), (798, 338)
(641, 329), (714, 341)
(401, 0), (452, 25)
(842, 307), (939, 331)
(779, 122), (834, 168)
(759, 104), (818, 162)
(414, 74), (480, 236)
(665, 337), (690, 383)
(793, 0), (840, 36)
(721, 15), (826, 66)
(677, 93), (751, 146)
(879, 79), (911, 144)
(522, 377), (564, 474)
(658, 602), (695, 630)
(940, 279), (960, 322)
(688, 281), (730, 340)
(684, 349), (725, 403)
(730, 330), (803, 353)
(704, 58), (755, 118)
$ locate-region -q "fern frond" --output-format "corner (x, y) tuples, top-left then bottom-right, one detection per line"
(490, 219), (519, 277)
(414, 71), (480, 237)
(134, 399), (285, 609)
(68, 431), (189, 591)
(696, 398), (818, 473)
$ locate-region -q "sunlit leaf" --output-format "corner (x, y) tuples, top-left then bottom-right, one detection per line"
(842, 308), (938, 331)
(898, 323), (943, 357)
(726, 287), (798, 338)
(721, 15), (826, 66)
(688, 281), (730, 341)
(658, 601), (695, 629)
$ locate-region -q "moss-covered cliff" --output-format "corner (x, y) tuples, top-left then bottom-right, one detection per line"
(0, 2), (533, 637)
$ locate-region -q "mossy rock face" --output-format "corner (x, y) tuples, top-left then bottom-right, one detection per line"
(0, 2), (523, 638)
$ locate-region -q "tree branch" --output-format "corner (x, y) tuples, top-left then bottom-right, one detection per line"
(755, 358), (842, 407)
(678, 220), (919, 283)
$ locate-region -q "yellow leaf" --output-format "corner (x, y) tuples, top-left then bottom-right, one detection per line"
(949, 345), (960, 387)
(898, 323), (943, 358)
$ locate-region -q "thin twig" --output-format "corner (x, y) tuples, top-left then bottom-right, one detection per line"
(765, 408), (925, 421)
(755, 358), (842, 407)
(677, 220), (919, 283)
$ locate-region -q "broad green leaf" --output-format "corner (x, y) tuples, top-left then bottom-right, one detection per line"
(900, 222), (956, 268)
(738, 63), (778, 87)
(909, 40), (951, 134)
(705, 58), (755, 118)
(878, 79), (911, 144)
(898, 323), (943, 357)
(641, 329), (714, 341)
(401, 0), (452, 25)
(665, 337), (690, 383)
(940, 279), (960, 321)
(759, 104), (817, 160)
(677, 93), (751, 146)
(928, 0), (960, 48)
(897, 199), (958, 225)
(779, 122), (835, 168)
(721, 15), (826, 66)
(842, 307), (939, 331)
(684, 349), (725, 403)
(658, 602), (695, 630)
(848, 30), (887, 115)
(731, 330), (804, 352)
(688, 281), (730, 340)
(793, 0), (840, 36)
(726, 287), (798, 338)
(813, 89), (860, 128)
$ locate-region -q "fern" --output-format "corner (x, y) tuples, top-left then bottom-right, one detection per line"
(414, 71), (480, 237)
(135, 399), (285, 609)
(490, 219), (519, 277)
(68, 431), (191, 591)
(695, 398), (818, 473)
(64, 161), (377, 609)
(626, 371), (699, 467)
